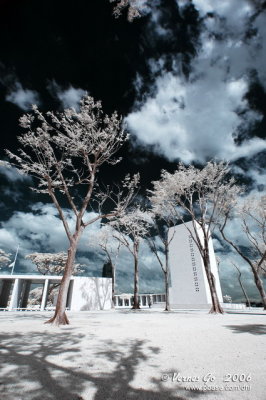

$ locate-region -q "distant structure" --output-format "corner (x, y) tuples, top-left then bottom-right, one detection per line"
(102, 261), (112, 278)
(0, 275), (112, 311)
(168, 221), (223, 309)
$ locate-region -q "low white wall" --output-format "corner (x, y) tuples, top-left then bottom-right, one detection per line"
(0, 275), (112, 311)
(70, 277), (112, 311)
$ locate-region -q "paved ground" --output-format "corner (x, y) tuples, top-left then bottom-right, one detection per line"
(0, 309), (265, 400)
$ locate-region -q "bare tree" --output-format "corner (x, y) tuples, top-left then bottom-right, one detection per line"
(6, 95), (139, 325)
(108, 206), (151, 309)
(25, 252), (83, 275)
(0, 249), (11, 268)
(110, 0), (148, 21)
(92, 225), (121, 308)
(220, 195), (266, 309)
(146, 210), (177, 311)
(149, 161), (241, 314)
(230, 261), (251, 308)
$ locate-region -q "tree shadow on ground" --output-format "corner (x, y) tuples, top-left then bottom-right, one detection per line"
(0, 312), (47, 320)
(0, 329), (210, 400)
(224, 324), (266, 335)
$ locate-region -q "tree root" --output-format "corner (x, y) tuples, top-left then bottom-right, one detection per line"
(45, 311), (70, 326)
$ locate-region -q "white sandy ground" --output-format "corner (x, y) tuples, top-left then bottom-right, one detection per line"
(0, 310), (265, 400)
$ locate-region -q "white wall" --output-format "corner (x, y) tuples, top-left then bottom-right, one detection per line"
(0, 275), (112, 311)
(70, 277), (112, 311)
(168, 222), (223, 307)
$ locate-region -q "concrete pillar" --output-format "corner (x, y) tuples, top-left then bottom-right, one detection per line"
(0, 280), (13, 308)
(41, 279), (49, 311)
(139, 296), (143, 307)
(145, 295), (148, 306)
(20, 280), (32, 308)
(9, 279), (20, 310)
(122, 298), (125, 307)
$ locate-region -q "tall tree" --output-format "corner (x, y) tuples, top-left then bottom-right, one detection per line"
(220, 195), (266, 309)
(108, 206), (151, 309)
(6, 95), (139, 325)
(149, 161), (240, 314)
(146, 211), (177, 311)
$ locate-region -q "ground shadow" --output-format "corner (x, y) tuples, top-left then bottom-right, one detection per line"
(0, 312), (47, 320)
(0, 327), (210, 400)
(224, 324), (266, 335)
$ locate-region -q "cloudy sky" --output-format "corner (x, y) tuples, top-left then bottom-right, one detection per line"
(0, 0), (265, 301)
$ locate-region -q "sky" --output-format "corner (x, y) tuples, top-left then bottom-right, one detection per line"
(0, 0), (265, 302)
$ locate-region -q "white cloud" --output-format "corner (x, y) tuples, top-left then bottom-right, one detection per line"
(47, 80), (86, 109)
(127, 0), (266, 163)
(6, 82), (40, 110)
(191, 0), (253, 23)
(232, 163), (266, 191)
(0, 163), (32, 183)
(127, 71), (264, 163)
(0, 203), (100, 271)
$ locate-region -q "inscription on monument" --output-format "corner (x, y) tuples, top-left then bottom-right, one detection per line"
(188, 235), (200, 292)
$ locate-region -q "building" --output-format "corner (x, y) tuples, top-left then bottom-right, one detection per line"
(168, 221), (223, 309)
(0, 274), (112, 311)
(114, 293), (166, 308)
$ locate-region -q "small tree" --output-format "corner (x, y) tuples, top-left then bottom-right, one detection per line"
(108, 206), (151, 309)
(149, 161), (241, 314)
(146, 211), (177, 311)
(92, 225), (121, 308)
(25, 252), (83, 308)
(25, 252), (83, 275)
(0, 249), (11, 268)
(6, 95), (139, 325)
(220, 195), (266, 309)
(223, 294), (232, 303)
(230, 261), (251, 308)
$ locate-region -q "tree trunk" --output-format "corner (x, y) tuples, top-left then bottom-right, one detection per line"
(203, 253), (223, 314)
(251, 265), (266, 310)
(132, 243), (140, 310)
(237, 272), (251, 308)
(164, 246), (170, 311)
(45, 241), (78, 325)
(111, 263), (115, 309)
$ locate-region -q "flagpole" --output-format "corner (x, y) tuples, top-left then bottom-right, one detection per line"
(11, 244), (19, 275)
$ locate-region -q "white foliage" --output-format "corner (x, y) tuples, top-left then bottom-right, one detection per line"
(149, 161), (241, 233)
(0, 249), (11, 268)
(223, 294), (232, 303)
(25, 252), (83, 275)
(109, 205), (152, 246)
(91, 225), (119, 252)
(110, 0), (149, 21)
(7, 95), (127, 195)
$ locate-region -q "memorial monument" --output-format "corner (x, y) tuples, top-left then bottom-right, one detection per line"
(168, 221), (223, 309)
